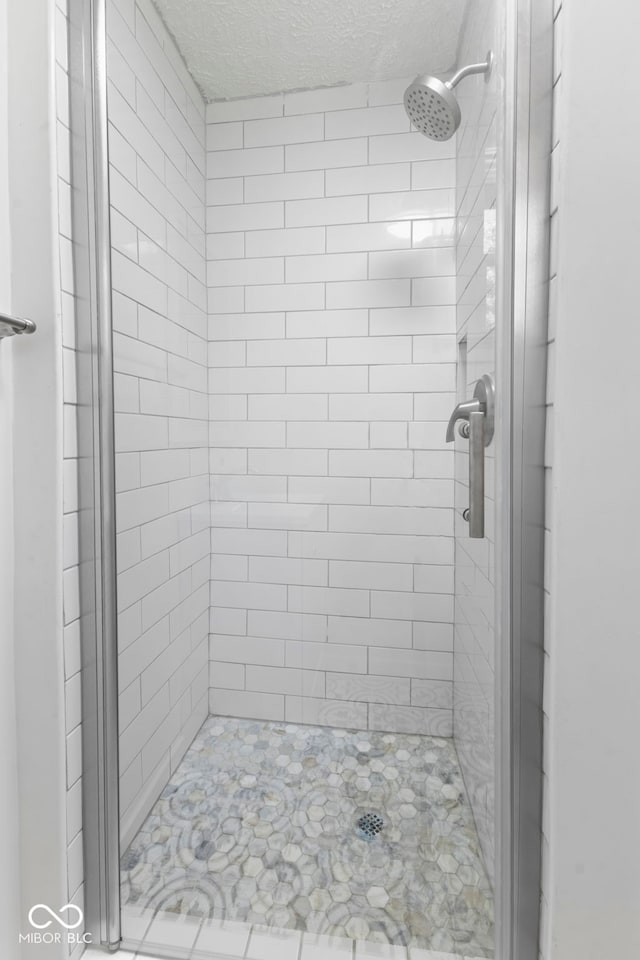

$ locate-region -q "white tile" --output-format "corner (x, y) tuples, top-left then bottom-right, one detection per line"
(245, 113), (323, 147)
(329, 393), (412, 421)
(285, 137), (367, 171)
(194, 917), (250, 958)
(210, 367), (285, 394)
(245, 664), (324, 697)
(413, 335), (457, 362)
(370, 306), (455, 336)
(327, 278), (410, 309)
(286, 195), (368, 227)
(369, 646), (453, 680)
(368, 77), (412, 106)
(412, 277), (456, 305)
(412, 218), (456, 248)
(288, 585), (369, 617)
(206, 178), (244, 205)
(325, 104), (409, 139)
(245, 283), (325, 313)
(249, 449), (327, 476)
(329, 560), (412, 591)
(329, 504), (451, 537)
(288, 477), (370, 505)
(211, 579), (287, 611)
(370, 590), (454, 623)
(369, 132), (455, 164)
(369, 248), (456, 279)
(210, 422), (284, 448)
(327, 221), (411, 253)
(143, 912), (201, 951)
(248, 609), (327, 642)
(247, 338), (325, 366)
(326, 162), (410, 196)
(248, 393), (327, 420)
(285, 83), (368, 114)
(369, 189), (455, 222)
(212, 474), (287, 502)
(212, 528), (288, 556)
(248, 502), (327, 531)
(209, 312), (285, 341)
(210, 660), (246, 690)
(213, 689), (284, 720)
(287, 365), (368, 393)
(211, 634), (284, 666)
(207, 256), (284, 287)
(247, 925), (301, 960)
(206, 95), (283, 123)
(287, 422), (368, 449)
(327, 672), (410, 705)
(286, 309), (368, 339)
(207, 200), (283, 233)
(286, 252), (368, 283)
(250, 556), (327, 586)
(245, 226), (325, 258)
(329, 450), (413, 478)
(369, 364), (455, 392)
(328, 615), (411, 648)
(411, 158), (456, 189)
(290, 531), (446, 564)
(207, 145), (283, 179)
(300, 933), (356, 960)
(369, 702), (452, 736)
(327, 335), (411, 365)
(369, 422), (407, 448)
(285, 695), (367, 727)
(205, 121), (243, 150)
(245, 170), (324, 202)
(285, 639), (365, 673)
(356, 942), (408, 960)
(371, 478), (454, 508)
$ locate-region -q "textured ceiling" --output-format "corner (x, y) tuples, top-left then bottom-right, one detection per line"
(151, 0), (467, 102)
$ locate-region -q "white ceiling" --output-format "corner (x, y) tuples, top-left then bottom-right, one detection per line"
(151, 0), (468, 102)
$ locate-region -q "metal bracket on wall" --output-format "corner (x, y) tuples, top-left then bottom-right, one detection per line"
(0, 311), (36, 340)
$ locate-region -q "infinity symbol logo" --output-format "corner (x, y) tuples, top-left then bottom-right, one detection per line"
(28, 904), (84, 930)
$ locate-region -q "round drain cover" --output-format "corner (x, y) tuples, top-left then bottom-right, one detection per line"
(355, 811), (384, 842)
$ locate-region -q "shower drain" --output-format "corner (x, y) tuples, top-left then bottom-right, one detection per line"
(355, 811), (385, 842)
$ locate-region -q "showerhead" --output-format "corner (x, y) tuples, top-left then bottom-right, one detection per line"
(404, 51), (493, 141)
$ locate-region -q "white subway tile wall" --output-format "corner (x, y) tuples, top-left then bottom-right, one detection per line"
(57, 0), (85, 952)
(107, 0), (209, 850)
(453, 0), (498, 885)
(207, 80), (457, 735)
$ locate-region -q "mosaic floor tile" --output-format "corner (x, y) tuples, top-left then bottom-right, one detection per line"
(121, 716), (494, 957)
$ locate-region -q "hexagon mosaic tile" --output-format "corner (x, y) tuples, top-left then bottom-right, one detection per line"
(121, 717), (494, 957)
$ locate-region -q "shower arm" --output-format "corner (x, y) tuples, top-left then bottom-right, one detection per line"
(447, 53), (493, 89)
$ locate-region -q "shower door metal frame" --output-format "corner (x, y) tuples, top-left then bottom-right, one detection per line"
(69, 0), (554, 954)
(495, 0), (552, 959)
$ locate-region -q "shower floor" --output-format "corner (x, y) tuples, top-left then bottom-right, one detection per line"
(121, 716), (494, 957)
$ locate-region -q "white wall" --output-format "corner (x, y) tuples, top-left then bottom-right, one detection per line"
(106, 0), (210, 849)
(0, 0), (21, 954)
(206, 81), (458, 734)
(453, 0), (498, 885)
(542, 0), (640, 956)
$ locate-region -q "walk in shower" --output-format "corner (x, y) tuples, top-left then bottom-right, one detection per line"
(70, 0), (550, 958)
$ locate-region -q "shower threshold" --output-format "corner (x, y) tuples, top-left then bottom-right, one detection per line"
(120, 716), (494, 960)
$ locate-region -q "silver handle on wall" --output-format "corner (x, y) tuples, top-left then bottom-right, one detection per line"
(446, 374), (495, 539)
(0, 311), (37, 340)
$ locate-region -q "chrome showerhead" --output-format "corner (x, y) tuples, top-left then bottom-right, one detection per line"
(404, 51), (493, 141)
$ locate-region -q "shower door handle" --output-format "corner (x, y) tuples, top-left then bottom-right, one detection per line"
(446, 374), (495, 540)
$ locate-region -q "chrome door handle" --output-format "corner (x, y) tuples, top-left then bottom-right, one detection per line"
(446, 374), (495, 539)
